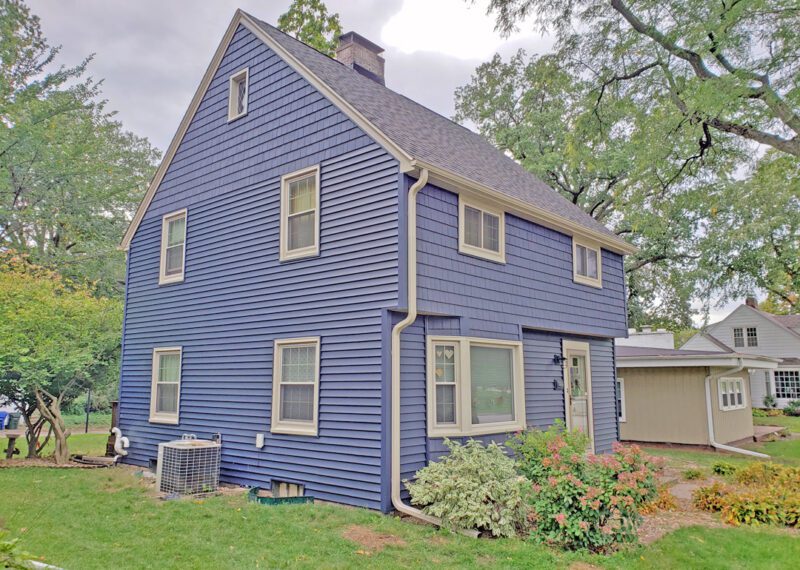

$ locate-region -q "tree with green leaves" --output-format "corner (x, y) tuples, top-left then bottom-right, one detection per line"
(0, 0), (159, 297)
(479, 0), (800, 157)
(455, 50), (743, 327)
(0, 252), (122, 464)
(278, 0), (342, 57)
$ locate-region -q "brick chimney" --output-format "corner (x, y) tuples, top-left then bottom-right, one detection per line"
(745, 296), (758, 308)
(335, 32), (385, 85)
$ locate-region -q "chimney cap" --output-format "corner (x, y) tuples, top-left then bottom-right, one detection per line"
(337, 31), (384, 55)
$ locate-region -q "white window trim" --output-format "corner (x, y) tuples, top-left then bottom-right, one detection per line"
(617, 377), (626, 423)
(227, 68), (249, 121)
(279, 165), (321, 261)
(149, 347), (182, 425)
(562, 340), (595, 453)
(733, 327), (744, 348)
(426, 335), (525, 437)
(718, 377), (747, 412)
(773, 368), (800, 401)
(457, 196), (506, 264)
(159, 209), (187, 285)
(746, 327), (758, 347)
(271, 337), (321, 436)
(572, 238), (603, 288)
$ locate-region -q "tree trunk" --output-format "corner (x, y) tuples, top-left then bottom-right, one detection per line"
(34, 387), (71, 464)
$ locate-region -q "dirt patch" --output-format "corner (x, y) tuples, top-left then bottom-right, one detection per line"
(638, 508), (724, 544)
(342, 524), (407, 553)
(0, 457), (107, 469)
(568, 563), (603, 570)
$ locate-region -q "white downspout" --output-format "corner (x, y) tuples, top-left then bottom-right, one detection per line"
(390, 168), (440, 526)
(704, 358), (769, 458)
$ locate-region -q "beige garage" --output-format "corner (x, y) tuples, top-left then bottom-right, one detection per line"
(615, 347), (779, 447)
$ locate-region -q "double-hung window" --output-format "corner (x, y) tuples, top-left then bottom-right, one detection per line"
(228, 68), (249, 121)
(159, 210), (187, 284)
(280, 166), (320, 261)
(149, 348), (182, 424)
(271, 338), (320, 436)
(733, 328), (744, 347)
(718, 377), (746, 411)
(427, 336), (525, 437)
(573, 238), (602, 287)
(458, 197), (505, 263)
(616, 378), (626, 423)
(746, 327), (758, 347)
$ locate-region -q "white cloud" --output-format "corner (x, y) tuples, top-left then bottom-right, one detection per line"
(381, 0), (535, 60)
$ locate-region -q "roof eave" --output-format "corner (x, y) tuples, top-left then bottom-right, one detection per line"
(617, 354), (781, 369)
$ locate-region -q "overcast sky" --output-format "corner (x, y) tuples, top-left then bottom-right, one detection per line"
(26, 0), (738, 326)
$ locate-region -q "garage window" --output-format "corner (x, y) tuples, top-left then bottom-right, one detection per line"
(719, 377), (746, 411)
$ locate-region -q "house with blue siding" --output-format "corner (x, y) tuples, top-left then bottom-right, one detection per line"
(118, 10), (636, 515)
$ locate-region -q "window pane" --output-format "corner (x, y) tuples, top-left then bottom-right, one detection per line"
(586, 249), (598, 279)
(289, 176), (316, 214)
(159, 353), (180, 383)
(434, 344), (456, 383)
(288, 212), (315, 251)
(733, 329), (744, 348)
(464, 206), (482, 248)
(722, 392), (729, 407)
(616, 380), (623, 419)
(470, 346), (514, 424)
(167, 217), (185, 247)
(165, 244), (184, 275)
(435, 385), (456, 424)
(237, 77), (247, 114)
(747, 327), (758, 347)
(280, 384), (314, 422)
(576, 245), (587, 276)
(736, 385), (743, 406)
(483, 212), (500, 252)
(776, 371), (800, 400)
(156, 383), (178, 414)
(281, 345), (316, 382)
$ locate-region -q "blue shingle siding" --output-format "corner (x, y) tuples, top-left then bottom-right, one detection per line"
(119, 25), (400, 510)
(415, 179), (627, 338)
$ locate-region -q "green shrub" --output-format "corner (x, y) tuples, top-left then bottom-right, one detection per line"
(0, 531), (32, 570)
(683, 468), (703, 480)
(752, 408), (768, 417)
(784, 400), (800, 417)
(762, 394), (777, 409)
(509, 427), (660, 553)
(693, 482), (730, 512)
(722, 487), (800, 527)
(712, 461), (737, 476)
(734, 463), (800, 487)
(506, 420), (588, 482)
(639, 485), (678, 515)
(405, 439), (527, 538)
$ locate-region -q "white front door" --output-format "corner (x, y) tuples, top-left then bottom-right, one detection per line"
(564, 342), (594, 452)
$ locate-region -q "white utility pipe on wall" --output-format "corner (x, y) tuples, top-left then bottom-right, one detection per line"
(390, 168), (441, 526)
(704, 359), (769, 459)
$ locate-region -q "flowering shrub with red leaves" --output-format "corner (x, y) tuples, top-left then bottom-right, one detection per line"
(508, 425), (661, 552)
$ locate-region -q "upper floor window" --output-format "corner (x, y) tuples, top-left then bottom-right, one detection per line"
(271, 337), (320, 436)
(149, 347), (182, 424)
(746, 327), (758, 347)
(228, 68), (249, 121)
(280, 166), (320, 261)
(718, 377), (746, 411)
(159, 209), (186, 285)
(427, 336), (525, 437)
(733, 327), (744, 347)
(573, 238), (602, 288)
(458, 197), (505, 263)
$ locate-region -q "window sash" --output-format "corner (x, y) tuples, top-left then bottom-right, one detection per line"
(719, 377), (746, 411)
(459, 199), (504, 261)
(573, 240), (602, 286)
(272, 338), (320, 435)
(280, 168), (319, 260)
(159, 211), (186, 284)
(616, 378), (626, 422)
(150, 348), (181, 422)
(775, 370), (800, 400)
(746, 327), (758, 347)
(733, 328), (744, 347)
(427, 336), (524, 437)
(228, 69), (248, 120)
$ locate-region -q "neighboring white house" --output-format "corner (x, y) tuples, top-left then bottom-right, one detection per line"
(682, 298), (800, 409)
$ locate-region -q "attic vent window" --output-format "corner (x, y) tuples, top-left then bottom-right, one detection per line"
(458, 197), (505, 263)
(573, 238), (603, 288)
(228, 68), (249, 121)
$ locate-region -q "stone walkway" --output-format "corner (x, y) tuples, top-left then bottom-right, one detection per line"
(753, 424), (786, 442)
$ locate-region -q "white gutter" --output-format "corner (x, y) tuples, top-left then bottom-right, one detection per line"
(390, 168), (440, 526)
(704, 358), (769, 458)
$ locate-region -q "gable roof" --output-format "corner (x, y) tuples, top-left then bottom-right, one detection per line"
(121, 10), (635, 255)
(616, 345), (780, 369)
(774, 314), (800, 330)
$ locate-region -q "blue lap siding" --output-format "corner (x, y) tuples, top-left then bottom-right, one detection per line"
(119, 25), (400, 509)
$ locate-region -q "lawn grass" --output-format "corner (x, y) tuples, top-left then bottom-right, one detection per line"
(1, 432), (107, 460)
(62, 412), (113, 431)
(1, 434), (799, 569)
(753, 414), (800, 433)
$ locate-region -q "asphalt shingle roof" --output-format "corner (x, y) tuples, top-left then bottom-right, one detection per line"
(252, 17), (622, 242)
